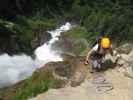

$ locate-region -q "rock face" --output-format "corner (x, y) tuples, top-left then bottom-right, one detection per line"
(116, 43), (133, 54)
(108, 43), (133, 74)
(41, 55), (88, 87)
(28, 44), (133, 100)
(29, 67), (133, 100)
(29, 43), (133, 100)
(52, 34), (88, 56)
(0, 27), (19, 55)
(31, 29), (51, 51)
(2, 42), (133, 100)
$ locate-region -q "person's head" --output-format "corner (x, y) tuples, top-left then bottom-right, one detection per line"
(100, 37), (111, 49)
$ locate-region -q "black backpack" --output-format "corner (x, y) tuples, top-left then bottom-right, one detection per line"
(91, 36), (102, 48)
(91, 31), (105, 48)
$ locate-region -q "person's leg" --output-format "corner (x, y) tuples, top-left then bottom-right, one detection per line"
(97, 58), (102, 70)
(90, 60), (98, 73)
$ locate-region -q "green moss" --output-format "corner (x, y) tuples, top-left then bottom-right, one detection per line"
(73, 42), (86, 55)
(13, 70), (63, 100)
(64, 26), (88, 39)
(0, 69), (64, 100)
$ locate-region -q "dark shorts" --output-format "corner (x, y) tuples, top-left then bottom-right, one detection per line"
(90, 59), (102, 69)
(89, 53), (103, 69)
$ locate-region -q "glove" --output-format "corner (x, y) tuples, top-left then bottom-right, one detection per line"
(84, 60), (89, 65)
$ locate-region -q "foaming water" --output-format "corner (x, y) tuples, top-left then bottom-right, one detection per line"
(0, 22), (72, 88)
(0, 54), (36, 87)
(35, 22), (71, 63)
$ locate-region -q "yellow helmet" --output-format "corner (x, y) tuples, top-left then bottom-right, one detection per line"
(100, 37), (111, 48)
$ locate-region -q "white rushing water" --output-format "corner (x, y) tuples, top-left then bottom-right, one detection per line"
(35, 22), (71, 64)
(0, 22), (72, 88)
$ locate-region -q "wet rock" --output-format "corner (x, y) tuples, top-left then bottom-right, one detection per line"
(31, 29), (51, 50)
(0, 28), (20, 55)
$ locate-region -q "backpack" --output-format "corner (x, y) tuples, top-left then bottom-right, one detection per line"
(91, 36), (102, 48)
(91, 31), (105, 48)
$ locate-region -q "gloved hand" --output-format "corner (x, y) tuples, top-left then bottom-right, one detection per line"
(84, 60), (89, 65)
(116, 54), (121, 58)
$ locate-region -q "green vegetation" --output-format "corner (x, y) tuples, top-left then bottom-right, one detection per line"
(0, 16), (57, 54)
(0, 0), (133, 54)
(13, 71), (62, 100)
(64, 26), (88, 39)
(0, 68), (64, 100)
(0, 0), (133, 99)
(64, 0), (133, 43)
(13, 16), (57, 53)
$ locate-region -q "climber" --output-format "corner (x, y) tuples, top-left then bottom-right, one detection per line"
(84, 37), (114, 73)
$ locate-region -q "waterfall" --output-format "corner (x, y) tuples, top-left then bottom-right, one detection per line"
(0, 22), (72, 88)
